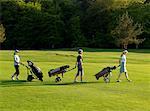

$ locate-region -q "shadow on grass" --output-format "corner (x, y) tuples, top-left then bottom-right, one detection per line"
(0, 80), (33, 87)
(45, 48), (122, 52)
(128, 49), (150, 54)
(0, 80), (27, 86)
(78, 48), (150, 53)
(0, 80), (103, 87)
(44, 81), (101, 86)
(42, 48), (150, 53)
(1, 80), (27, 84)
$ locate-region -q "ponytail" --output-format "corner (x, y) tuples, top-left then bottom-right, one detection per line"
(121, 53), (124, 57)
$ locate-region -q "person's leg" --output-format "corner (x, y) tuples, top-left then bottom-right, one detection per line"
(11, 73), (15, 80)
(125, 72), (131, 82)
(124, 63), (131, 82)
(16, 65), (20, 80)
(116, 73), (122, 82)
(11, 65), (17, 80)
(80, 68), (84, 82)
(74, 69), (79, 82)
(117, 62), (123, 82)
(80, 70), (82, 82)
(74, 75), (78, 82)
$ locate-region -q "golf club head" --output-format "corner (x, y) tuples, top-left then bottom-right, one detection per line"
(27, 60), (33, 66)
(110, 66), (117, 70)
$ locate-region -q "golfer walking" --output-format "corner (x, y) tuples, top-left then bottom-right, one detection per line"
(11, 49), (20, 80)
(74, 49), (84, 82)
(117, 50), (131, 82)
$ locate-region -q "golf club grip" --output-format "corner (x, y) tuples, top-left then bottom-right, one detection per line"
(20, 62), (30, 69)
(117, 65), (121, 67)
(66, 67), (75, 72)
(20, 62), (26, 66)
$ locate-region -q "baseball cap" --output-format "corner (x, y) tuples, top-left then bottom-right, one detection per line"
(15, 49), (19, 53)
(123, 50), (128, 53)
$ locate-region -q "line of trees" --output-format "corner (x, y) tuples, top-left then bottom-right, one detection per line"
(0, 0), (150, 49)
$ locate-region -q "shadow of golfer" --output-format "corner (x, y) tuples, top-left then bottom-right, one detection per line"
(0, 80), (105, 87)
(0, 80), (29, 87)
(44, 81), (102, 86)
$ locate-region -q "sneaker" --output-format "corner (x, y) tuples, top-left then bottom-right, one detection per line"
(116, 80), (121, 82)
(74, 80), (77, 83)
(127, 79), (132, 82)
(11, 76), (14, 80)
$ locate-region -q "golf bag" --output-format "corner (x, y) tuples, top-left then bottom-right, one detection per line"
(95, 66), (117, 83)
(21, 61), (43, 82)
(48, 65), (75, 82)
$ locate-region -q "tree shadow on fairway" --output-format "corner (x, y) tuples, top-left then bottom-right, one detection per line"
(1, 80), (27, 83)
(51, 48), (122, 52)
(128, 49), (150, 54)
(50, 48), (150, 53)
(0, 80), (31, 87)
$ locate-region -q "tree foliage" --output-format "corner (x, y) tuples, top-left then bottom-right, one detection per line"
(111, 12), (144, 49)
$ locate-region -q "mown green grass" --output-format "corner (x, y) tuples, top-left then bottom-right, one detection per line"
(0, 49), (150, 111)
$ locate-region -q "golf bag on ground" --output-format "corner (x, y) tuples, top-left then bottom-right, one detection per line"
(95, 66), (117, 83)
(48, 65), (75, 82)
(21, 61), (43, 82)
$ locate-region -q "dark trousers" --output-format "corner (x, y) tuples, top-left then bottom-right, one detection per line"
(76, 65), (83, 76)
(14, 65), (20, 76)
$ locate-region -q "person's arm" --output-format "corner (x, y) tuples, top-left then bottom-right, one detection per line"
(75, 61), (77, 68)
(119, 55), (121, 65)
(75, 55), (79, 68)
(80, 57), (83, 65)
(119, 59), (121, 65)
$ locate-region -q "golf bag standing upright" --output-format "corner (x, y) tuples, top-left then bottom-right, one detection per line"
(27, 60), (43, 81)
(95, 66), (117, 83)
(48, 65), (75, 82)
(21, 61), (43, 82)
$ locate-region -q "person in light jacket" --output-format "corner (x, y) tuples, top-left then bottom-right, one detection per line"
(11, 49), (20, 80)
(116, 50), (132, 82)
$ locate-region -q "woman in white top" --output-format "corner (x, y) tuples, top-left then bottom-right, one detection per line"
(11, 49), (20, 80)
(116, 50), (131, 82)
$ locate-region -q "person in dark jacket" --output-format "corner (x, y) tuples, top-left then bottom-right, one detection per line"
(74, 49), (84, 82)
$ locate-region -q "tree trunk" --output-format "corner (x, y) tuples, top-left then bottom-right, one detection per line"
(136, 44), (139, 49)
(121, 44), (124, 49)
(123, 44), (128, 50)
(144, 0), (150, 4)
(0, 43), (1, 50)
(52, 44), (55, 49)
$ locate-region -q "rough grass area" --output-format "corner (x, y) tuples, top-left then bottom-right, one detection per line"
(0, 49), (150, 111)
